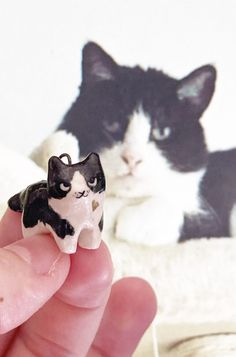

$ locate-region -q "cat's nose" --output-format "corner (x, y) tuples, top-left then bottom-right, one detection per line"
(121, 151), (143, 169)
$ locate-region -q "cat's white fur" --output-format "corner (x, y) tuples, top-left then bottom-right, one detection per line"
(100, 107), (206, 245)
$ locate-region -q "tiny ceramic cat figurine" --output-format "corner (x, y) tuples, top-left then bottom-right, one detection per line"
(57, 42), (236, 245)
(8, 152), (105, 253)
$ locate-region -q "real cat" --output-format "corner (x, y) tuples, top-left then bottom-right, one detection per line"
(58, 42), (236, 245)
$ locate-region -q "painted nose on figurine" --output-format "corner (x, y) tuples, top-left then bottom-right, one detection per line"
(75, 190), (89, 198)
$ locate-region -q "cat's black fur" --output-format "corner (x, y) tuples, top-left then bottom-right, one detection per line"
(8, 153), (105, 238)
(58, 42), (236, 240)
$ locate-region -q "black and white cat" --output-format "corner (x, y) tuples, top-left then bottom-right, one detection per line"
(58, 42), (236, 245)
(8, 152), (105, 253)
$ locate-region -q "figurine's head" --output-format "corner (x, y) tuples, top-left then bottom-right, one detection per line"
(47, 152), (105, 200)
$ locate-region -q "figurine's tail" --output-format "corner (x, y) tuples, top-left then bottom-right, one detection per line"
(8, 193), (22, 212)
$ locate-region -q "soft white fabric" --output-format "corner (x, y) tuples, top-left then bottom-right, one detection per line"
(1, 131), (236, 357)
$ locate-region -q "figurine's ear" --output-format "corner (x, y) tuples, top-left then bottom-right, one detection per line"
(82, 42), (118, 83)
(48, 156), (64, 173)
(83, 152), (102, 168)
(177, 65), (216, 117)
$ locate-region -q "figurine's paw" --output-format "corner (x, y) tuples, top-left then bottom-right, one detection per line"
(56, 219), (75, 239)
(79, 227), (102, 249)
(54, 234), (78, 254)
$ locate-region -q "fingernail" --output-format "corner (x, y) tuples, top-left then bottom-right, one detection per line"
(5, 234), (63, 275)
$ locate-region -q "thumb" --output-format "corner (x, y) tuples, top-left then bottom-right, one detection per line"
(0, 234), (70, 334)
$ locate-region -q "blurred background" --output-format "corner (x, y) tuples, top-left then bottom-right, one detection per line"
(0, 0), (235, 154)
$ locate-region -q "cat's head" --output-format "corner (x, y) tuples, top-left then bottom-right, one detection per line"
(60, 42), (216, 198)
(47, 152), (105, 200)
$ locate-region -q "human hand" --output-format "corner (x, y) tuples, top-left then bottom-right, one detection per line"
(0, 209), (157, 356)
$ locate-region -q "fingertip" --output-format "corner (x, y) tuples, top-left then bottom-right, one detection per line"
(92, 277), (157, 357)
(57, 241), (114, 308)
(109, 277), (157, 329)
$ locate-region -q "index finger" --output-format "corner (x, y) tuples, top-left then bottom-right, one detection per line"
(0, 209), (23, 248)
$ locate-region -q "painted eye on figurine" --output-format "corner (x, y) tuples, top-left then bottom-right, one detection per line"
(88, 177), (97, 187)
(59, 182), (71, 192)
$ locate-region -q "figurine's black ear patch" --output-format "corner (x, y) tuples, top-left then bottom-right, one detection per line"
(177, 65), (216, 118)
(79, 152), (105, 193)
(48, 156), (65, 173)
(85, 152), (101, 167)
(82, 42), (118, 83)
(47, 156), (74, 199)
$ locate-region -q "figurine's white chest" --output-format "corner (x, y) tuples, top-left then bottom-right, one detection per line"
(48, 191), (104, 233)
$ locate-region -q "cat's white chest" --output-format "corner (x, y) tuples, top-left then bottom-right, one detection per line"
(48, 191), (104, 232)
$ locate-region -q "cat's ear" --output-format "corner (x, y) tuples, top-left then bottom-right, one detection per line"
(82, 42), (118, 83)
(177, 65), (216, 117)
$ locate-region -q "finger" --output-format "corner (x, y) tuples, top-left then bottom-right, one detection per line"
(0, 234), (70, 334)
(0, 209), (23, 247)
(0, 209), (23, 353)
(7, 242), (113, 357)
(89, 277), (157, 357)
(0, 330), (17, 356)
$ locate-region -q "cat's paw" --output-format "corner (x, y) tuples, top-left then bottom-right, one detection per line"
(115, 205), (159, 245)
(115, 198), (183, 245)
(103, 196), (128, 242)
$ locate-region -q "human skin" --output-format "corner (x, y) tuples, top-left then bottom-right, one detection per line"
(0, 209), (157, 356)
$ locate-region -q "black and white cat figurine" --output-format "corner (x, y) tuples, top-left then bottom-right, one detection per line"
(8, 152), (105, 253)
(58, 42), (236, 245)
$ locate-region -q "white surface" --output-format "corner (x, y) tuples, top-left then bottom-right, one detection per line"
(0, 0), (236, 154)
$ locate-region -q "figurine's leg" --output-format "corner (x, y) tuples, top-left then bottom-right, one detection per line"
(78, 226), (102, 249)
(22, 221), (48, 238)
(50, 216), (75, 239)
(52, 232), (79, 254)
(43, 208), (76, 253)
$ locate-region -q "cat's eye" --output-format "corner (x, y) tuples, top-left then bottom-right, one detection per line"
(104, 121), (120, 133)
(59, 182), (71, 192)
(152, 127), (171, 141)
(88, 177), (97, 187)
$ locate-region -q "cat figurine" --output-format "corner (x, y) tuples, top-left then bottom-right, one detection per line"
(8, 152), (105, 253)
(58, 42), (236, 245)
